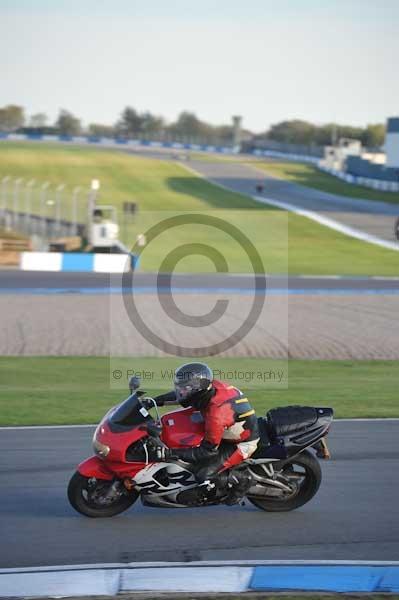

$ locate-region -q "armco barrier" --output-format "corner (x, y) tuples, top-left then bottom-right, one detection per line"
(0, 562), (399, 597)
(253, 148), (399, 192)
(319, 163), (399, 192)
(19, 251), (137, 273)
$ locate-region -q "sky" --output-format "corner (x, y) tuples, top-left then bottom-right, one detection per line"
(0, 0), (398, 132)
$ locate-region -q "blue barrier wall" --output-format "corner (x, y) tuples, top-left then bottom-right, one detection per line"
(0, 133), (237, 155)
(346, 155), (399, 182)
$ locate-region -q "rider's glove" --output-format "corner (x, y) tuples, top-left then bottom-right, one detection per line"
(154, 446), (173, 461)
(141, 397), (156, 410)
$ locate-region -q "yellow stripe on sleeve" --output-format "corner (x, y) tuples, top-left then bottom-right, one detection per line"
(239, 409), (255, 418)
(235, 398), (248, 404)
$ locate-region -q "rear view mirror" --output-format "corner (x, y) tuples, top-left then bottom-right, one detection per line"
(128, 375), (140, 392)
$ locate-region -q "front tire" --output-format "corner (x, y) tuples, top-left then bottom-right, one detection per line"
(67, 472), (138, 518)
(247, 450), (322, 512)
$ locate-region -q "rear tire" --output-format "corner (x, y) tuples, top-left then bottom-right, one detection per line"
(247, 450), (322, 512)
(67, 472), (138, 518)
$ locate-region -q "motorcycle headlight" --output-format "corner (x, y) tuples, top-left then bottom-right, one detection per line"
(93, 437), (110, 458)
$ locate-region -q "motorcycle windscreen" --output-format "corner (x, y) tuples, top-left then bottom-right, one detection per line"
(109, 393), (152, 429)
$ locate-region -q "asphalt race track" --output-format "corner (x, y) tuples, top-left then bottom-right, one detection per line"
(1, 269), (399, 292)
(188, 159), (399, 244)
(125, 146), (399, 244)
(0, 420), (398, 567)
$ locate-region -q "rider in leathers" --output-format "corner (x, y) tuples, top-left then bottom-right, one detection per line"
(154, 362), (260, 504)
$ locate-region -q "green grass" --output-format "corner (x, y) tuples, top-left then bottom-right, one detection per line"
(0, 357), (398, 425)
(0, 141), (398, 275)
(251, 159), (399, 204)
(0, 142), (260, 213)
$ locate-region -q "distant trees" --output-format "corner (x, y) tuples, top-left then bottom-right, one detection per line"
(363, 123), (385, 148)
(115, 107), (142, 137)
(0, 102), (387, 149)
(140, 111), (165, 135)
(29, 113), (48, 128)
(263, 119), (385, 148)
(115, 107), (165, 137)
(0, 105), (25, 131)
(55, 109), (81, 136)
(168, 111), (237, 144)
(169, 111), (205, 138)
(267, 120), (316, 145)
(88, 123), (116, 137)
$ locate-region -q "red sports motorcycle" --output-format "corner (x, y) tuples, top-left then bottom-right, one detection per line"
(68, 379), (333, 517)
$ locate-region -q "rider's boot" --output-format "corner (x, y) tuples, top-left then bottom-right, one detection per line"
(224, 470), (253, 505)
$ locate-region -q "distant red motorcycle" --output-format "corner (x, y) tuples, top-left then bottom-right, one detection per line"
(68, 379), (333, 517)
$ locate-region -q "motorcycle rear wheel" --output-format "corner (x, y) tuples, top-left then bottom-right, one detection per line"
(247, 450), (322, 512)
(67, 471), (138, 518)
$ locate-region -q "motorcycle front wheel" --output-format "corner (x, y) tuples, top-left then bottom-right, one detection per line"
(67, 471), (138, 518)
(246, 449), (322, 512)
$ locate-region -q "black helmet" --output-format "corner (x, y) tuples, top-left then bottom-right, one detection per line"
(174, 362), (213, 408)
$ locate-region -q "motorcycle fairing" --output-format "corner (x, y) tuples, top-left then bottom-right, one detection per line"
(161, 407), (204, 448)
(133, 462), (198, 508)
(78, 456), (114, 480)
(78, 454), (149, 480)
(94, 419), (148, 463)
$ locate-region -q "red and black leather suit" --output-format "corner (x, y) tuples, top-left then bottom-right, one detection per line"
(155, 379), (260, 480)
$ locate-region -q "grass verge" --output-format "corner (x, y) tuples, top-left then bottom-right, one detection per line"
(0, 357), (398, 426)
(251, 159), (399, 205)
(0, 142), (398, 275)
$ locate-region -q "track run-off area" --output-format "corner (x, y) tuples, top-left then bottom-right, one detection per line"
(1, 270), (398, 358)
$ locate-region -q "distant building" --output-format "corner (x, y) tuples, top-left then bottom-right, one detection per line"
(344, 118), (399, 182)
(385, 117), (399, 168)
(323, 138), (362, 171)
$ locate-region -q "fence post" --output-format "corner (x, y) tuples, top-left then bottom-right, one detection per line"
(1, 175), (11, 226)
(24, 179), (35, 232)
(72, 186), (81, 236)
(55, 183), (65, 236)
(40, 182), (50, 236)
(13, 178), (24, 230)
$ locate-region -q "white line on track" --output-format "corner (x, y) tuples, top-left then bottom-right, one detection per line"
(253, 193), (399, 252)
(181, 162), (399, 252)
